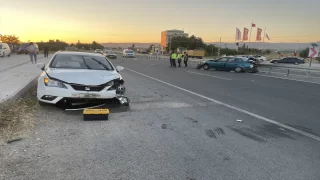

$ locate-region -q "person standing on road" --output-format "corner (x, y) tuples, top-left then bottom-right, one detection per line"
(44, 45), (49, 58)
(171, 51), (177, 67)
(183, 52), (189, 67)
(169, 50), (173, 67)
(27, 42), (37, 64)
(177, 52), (183, 67)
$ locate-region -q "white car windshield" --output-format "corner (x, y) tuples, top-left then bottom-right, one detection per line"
(126, 51), (133, 53)
(50, 54), (114, 70)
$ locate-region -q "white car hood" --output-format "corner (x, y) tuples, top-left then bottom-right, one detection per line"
(47, 68), (121, 85)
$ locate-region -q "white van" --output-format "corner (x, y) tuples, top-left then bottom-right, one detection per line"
(0, 43), (11, 57)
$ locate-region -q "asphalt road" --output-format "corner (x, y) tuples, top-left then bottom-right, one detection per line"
(1, 55), (320, 180)
(114, 56), (320, 136)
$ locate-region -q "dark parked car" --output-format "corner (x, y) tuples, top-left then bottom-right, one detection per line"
(270, 57), (305, 65)
(201, 57), (257, 73)
(17, 43), (39, 55)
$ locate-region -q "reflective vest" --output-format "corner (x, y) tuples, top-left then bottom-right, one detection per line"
(178, 54), (182, 59)
(171, 53), (177, 59)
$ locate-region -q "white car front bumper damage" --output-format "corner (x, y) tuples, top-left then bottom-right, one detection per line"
(37, 75), (127, 108)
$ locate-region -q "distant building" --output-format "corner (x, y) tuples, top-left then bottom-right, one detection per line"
(161, 29), (188, 48)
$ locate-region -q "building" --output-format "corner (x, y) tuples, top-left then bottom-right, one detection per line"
(161, 29), (189, 48)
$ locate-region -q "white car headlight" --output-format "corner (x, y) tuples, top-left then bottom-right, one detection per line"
(106, 80), (114, 87)
(250, 65), (253, 68)
(44, 78), (67, 88)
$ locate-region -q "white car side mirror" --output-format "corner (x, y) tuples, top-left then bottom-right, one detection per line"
(116, 66), (124, 71)
(36, 63), (45, 70)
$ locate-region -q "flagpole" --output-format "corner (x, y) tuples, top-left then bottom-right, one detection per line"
(262, 27), (266, 50)
(248, 22), (252, 48)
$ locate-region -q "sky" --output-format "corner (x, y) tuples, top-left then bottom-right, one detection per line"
(1, 0), (320, 43)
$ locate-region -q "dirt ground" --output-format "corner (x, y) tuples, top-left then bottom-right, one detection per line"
(0, 86), (39, 145)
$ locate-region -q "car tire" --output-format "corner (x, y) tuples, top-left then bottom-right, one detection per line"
(234, 67), (243, 73)
(203, 64), (210, 70)
(8, 53), (11, 57)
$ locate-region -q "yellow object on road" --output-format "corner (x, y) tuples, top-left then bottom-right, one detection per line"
(83, 108), (109, 121)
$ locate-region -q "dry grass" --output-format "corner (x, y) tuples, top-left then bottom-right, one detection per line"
(0, 86), (39, 143)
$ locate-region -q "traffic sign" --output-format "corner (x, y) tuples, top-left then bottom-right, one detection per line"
(308, 47), (319, 58)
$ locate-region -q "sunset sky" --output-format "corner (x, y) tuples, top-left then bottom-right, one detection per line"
(1, 0), (319, 43)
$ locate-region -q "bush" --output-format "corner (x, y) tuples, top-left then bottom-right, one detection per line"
(265, 49), (271, 54)
(299, 48), (308, 58)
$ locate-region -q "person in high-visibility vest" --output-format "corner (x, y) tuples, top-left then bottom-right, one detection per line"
(171, 51), (177, 67)
(177, 52), (183, 67)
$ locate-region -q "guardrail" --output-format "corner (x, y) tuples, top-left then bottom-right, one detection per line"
(257, 64), (320, 78)
(258, 64), (320, 71)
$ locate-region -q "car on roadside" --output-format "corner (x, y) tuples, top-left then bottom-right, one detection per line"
(270, 57), (305, 65)
(202, 57), (257, 73)
(36, 51), (128, 109)
(0, 43), (11, 57)
(123, 49), (135, 58)
(103, 50), (117, 59)
(253, 55), (267, 62)
(17, 43), (39, 55)
(94, 49), (103, 54)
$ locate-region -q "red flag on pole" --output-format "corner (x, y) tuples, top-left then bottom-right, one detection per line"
(256, 28), (262, 41)
(252, 23), (256, 27)
(243, 28), (249, 41)
(236, 28), (241, 41)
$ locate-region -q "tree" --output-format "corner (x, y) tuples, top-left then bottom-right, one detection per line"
(147, 44), (154, 52)
(132, 44), (135, 48)
(204, 44), (218, 56)
(0, 35), (21, 44)
(265, 49), (271, 54)
(299, 48), (308, 58)
(167, 36), (189, 51)
(188, 35), (205, 50)
(36, 40), (68, 51)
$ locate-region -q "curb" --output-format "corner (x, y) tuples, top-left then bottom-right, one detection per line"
(0, 75), (40, 104)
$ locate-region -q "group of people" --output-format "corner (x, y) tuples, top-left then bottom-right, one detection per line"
(26, 42), (50, 64)
(169, 51), (188, 68)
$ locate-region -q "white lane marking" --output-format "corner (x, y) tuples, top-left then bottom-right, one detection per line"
(125, 67), (320, 142)
(253, 73), (320, 85)
(187, 71), (232, 80)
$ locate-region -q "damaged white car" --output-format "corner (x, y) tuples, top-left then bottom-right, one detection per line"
(36, 51), (129, 109)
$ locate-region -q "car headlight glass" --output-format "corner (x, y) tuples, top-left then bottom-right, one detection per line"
(106, 80), (114, 87)
(250, 65), (253, 68)
(44, 78), (67, 88)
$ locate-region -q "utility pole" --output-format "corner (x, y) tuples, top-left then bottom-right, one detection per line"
(218, 37), (221, 57)
(211, 44), (214, 57)
(169, 36), (172, 52)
